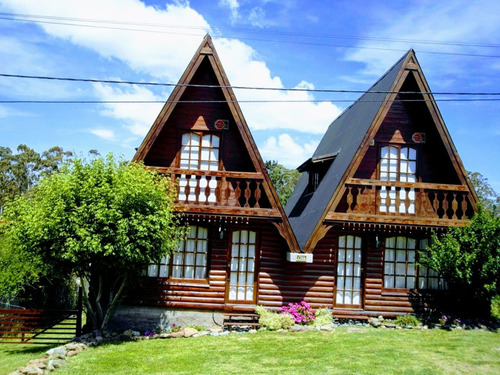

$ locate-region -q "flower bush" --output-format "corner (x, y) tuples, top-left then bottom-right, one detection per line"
(281, 301), (316, 324)
(314, 308), (333, 326)
(394, 314), (420, 327)
(255, 305), (294, 331)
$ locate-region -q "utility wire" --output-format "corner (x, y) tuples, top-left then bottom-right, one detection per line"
(1, 73), (499, 97)
(1, 98), (499, 104)
(2, 12), (499, 49)
(2, 13), (500, 58)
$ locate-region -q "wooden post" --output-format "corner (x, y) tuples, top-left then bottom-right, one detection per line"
(76, 286), (83, 337)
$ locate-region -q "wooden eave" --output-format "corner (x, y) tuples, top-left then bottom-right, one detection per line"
(302, 50), (477, 252)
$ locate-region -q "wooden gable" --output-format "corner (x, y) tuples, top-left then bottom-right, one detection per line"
(328, 51), (478, 227)
(286, 50), (478, 253)
(133, 34), (299, 252)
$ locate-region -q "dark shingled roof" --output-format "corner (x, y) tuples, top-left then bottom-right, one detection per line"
(285, 50), (411, 250)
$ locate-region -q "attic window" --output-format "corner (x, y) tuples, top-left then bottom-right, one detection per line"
(180, 132), (220, 171)
(300, 153), (336, 194)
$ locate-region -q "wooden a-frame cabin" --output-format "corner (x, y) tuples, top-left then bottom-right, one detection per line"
(127, 35), (299, 318)
(284, 49), (478, 318)
(119, 35), (477, 326)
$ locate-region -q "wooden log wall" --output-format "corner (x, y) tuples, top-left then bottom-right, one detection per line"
(130, 221), (290, 312)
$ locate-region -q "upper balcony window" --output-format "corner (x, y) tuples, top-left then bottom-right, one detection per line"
(379, 145), (417, 214)
(180, 132), (220, 171)
(380, 146), (417, 182)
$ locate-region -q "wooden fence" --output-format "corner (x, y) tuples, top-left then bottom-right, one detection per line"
(0, 308), (82, 345)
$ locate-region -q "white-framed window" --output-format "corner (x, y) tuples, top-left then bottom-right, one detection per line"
(180, 132), (220, 171)
(383, 236), (445, 290)
(379, 145), (417, 214)
(147, 226), (208, 280)
(228, 230), (257, 301)
(179, 133), (220, 203)
(336, 235), (363, 306)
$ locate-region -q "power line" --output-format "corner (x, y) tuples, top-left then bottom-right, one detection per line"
(3, 12), (499, 49)
(1, 98), (499, 104)
(1, 73), (499, 97)
(2, 12), (500, 58)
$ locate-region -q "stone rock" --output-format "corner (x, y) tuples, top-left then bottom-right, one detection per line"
(210, 327), (223, 334)
(170, 330), (184, 338)
(320, 325), (333, 332)
(67, 350), (79, 357)
(290, 325), (303, 332)
(193, 331), (210, 338)
(46, 347), (67, 357)
(184, 327), (199, 337)
(219, 331), (229, 336)
(368, 317), (382, 328)
(48, 359), (67, 369)
(159, 333), (171, 339)
(248, 329), (257, 334)
(384, 323), (397, 329)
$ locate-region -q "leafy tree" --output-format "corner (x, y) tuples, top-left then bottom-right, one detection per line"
(265, 160), (300, 206)
(0, 145), (73, 214)
(420, 208), (500, 315)
(468, 171), (499, 216)
(1, 155), (184, 330)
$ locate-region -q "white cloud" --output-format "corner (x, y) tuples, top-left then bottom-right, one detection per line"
(1, 0), (211, 81)
(215, 38), (342, 134)
(93, 83), (165, 137)
(260, 133), (319, 168)
(344, 0), (500, 78)
(90, 129), (115, 140)
(219, 0), (240, 22)
(1, 0), (342, 144)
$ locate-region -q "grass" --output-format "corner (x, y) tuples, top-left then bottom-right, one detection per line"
(2, 327), (496, 375)
(0, 344), (53, 374)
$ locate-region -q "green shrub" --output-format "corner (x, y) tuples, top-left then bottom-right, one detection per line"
(394, 314), (421, 327)
(492, 295), (500, 319)
(255, 305), (294, 331)
(314, 308), (333, 326)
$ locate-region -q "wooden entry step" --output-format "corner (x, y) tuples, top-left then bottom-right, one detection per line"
(332, 310), (369, 320)
(223, 313), (261, 329)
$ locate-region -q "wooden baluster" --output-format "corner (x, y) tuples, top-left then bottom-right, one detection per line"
(224, 178), (231, 205)
(461, 193), (468, 220)
(452, 192), (458, 220)
(184, 175), (191, 203)
(405, 188), (411, 214)
(235, 181), (242, 207)
(243, 181), (251, 207)
(395, 187), (401, 214)
(432, 190), (439, 215)
(194, 175), (200, 204)
(346, 186), (353, 212)
(442, 192), (449, 219)
(215, 176), (221, 205)
(254, 181), (261, 208)
(205, 176), (211, 204)
(386, 186), (392, 214)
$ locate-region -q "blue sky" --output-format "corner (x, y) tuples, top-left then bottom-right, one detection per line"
(1, 0), (499, 192)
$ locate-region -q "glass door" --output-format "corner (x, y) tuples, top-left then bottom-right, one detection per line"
(227, 230), (257, 302)
(335, 235), (363, 307)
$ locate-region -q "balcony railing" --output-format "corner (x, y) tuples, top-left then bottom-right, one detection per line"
(333, 178), (474, 223)
(166, 169), (267, 209)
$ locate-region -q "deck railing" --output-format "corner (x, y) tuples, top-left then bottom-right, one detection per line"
(168, 169), (266, 209)
(342, 179), (474, 221)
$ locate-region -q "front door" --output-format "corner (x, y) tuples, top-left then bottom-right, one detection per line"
(226, 229), (257, 303)
(335, 235), (363, 308)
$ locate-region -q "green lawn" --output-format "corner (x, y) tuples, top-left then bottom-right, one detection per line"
(2, 327), (500, 374)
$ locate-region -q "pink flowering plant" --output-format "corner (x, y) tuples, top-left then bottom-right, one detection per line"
(281, 301), (316, 324)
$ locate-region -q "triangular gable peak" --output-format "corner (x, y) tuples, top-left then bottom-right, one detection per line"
(133, 35), (299, 252)
(286, 50), (477, 253)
